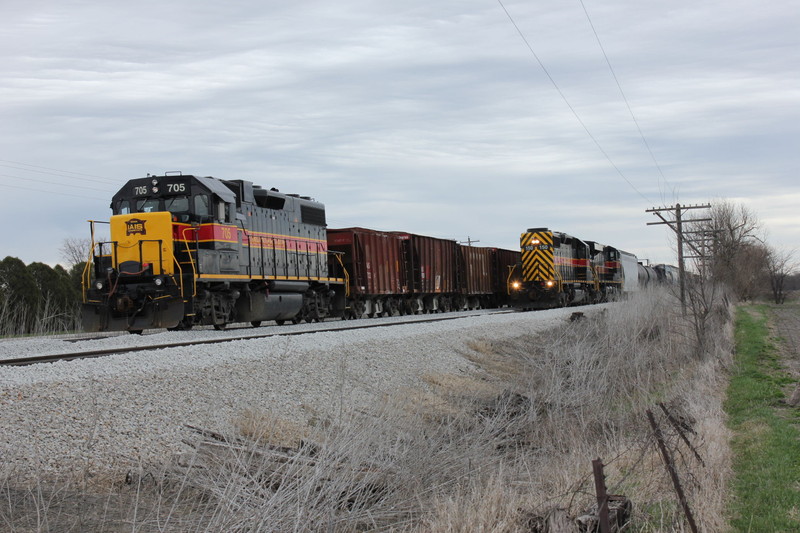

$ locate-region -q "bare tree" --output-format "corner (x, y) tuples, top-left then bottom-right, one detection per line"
(59, 237), (93, 269)
(688, 200), (766, 300)
(765, 247), (797, 304)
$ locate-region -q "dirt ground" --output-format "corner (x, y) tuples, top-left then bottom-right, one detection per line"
(767, 303), (800, 405)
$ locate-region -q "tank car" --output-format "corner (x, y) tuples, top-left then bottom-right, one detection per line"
(638, 263), (658, 287)
(653, 264), (679, 284)
(81, 173), (345, 332)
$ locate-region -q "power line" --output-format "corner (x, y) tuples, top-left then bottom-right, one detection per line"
(496, 0), (651, 203)
(0, 173), (116, 193)
(0, 182), (108, 201)
(577, 0), (673, 204)
(0, 159), (118, 183)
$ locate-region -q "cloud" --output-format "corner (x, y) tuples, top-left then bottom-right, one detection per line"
(0, 0), (798, 267)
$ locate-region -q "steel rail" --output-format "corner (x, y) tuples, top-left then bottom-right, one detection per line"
(0, 310), (512, 367)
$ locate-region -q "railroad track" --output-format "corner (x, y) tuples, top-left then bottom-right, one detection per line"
(0, 310), (513, 367)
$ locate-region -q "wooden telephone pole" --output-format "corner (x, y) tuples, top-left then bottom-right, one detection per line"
(646, 203), (711, 312)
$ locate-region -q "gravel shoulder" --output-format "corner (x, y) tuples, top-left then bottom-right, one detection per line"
(0, 306), (588, 482)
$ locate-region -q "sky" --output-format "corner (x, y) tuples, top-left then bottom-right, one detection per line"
(2, 0), (798, 267)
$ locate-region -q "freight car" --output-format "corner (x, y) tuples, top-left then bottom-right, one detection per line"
(82, 173), (345, 333)
(509, 227), (639, 309)
(327, 227), (520, 318)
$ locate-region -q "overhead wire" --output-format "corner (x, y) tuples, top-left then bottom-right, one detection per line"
(496, 0), (653, 204)
(0, 159), (118, 183)
(577, 0), (674, 204)
(0, 182), (108, 201)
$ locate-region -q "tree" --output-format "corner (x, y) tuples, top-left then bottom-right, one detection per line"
(0, 256), (40, 334)
(765, 247), (797, 304)
(689, 200), (767, 300)
(60, 237), (93, 270)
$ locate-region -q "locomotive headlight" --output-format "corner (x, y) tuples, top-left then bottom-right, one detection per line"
(511, 281), (521, 290)
(94, 280), (104, 290)
(151, 179), (159, 186)
(152, 186), (159, 193)
(531, 238), (540, 245)
(154, 277), (164, 287)
(545, 280), (555, 288)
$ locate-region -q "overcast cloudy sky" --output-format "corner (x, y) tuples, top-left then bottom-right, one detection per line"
(2, 0), (798, 266)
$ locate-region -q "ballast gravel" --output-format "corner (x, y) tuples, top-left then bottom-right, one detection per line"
(0, 307), (590, 481)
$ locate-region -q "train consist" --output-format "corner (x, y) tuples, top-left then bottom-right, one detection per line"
(81, 173), (520, 333)
(81, 173), (676, 333)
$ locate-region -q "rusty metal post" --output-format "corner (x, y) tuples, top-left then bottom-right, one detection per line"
(592, 458), (611, 533)
(646, 409), (698, 533)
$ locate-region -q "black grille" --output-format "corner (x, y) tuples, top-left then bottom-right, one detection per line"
(301, 205), (326, 226)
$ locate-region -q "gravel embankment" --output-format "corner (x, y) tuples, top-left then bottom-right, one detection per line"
(0, 307), (587, 480)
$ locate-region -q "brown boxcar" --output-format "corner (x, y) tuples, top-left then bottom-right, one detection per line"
(394, 232), (460, 295)
(459, 245), (494, 296)
(327, 227), (406, 297)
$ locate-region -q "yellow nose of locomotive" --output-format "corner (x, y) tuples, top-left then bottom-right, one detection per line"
(110, 212), (175, 275)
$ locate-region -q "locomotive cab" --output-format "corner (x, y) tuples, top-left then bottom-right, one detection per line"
(83, 175), (236, 332)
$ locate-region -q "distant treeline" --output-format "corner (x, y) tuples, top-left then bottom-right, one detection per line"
(0, 256), (84, 336)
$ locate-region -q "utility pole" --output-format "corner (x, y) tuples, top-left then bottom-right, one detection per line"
(646, 203), (711, 313)
(460, 236), (480, 246)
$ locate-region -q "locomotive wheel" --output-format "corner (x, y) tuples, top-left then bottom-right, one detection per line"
(275, 319), (286, 325)
(251, 321), (262, 328)
(129, 329), (143, 335)
(213, 323), (227, 330)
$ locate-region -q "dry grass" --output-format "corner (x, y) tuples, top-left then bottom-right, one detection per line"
(0, 287), (736, 531)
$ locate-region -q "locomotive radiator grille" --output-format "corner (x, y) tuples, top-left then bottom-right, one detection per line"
(520, 231), (555, 282)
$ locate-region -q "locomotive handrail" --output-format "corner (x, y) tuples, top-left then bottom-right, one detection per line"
(554, 268), (564, 293)
(82, 219), (110, 303)
(179, 226), (198, 298)
(589, 264), (601, 292)
(334, 252), (350, 297)
(505, 264), (517, 295)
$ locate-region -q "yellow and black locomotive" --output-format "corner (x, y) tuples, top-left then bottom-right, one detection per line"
(82, 173), (345, 333)
(510, 227), (639, 309)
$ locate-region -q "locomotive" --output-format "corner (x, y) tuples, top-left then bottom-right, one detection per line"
(82, 173), (345, 333)
(508, 228), (640, 309)
(81, 173), (521, 333)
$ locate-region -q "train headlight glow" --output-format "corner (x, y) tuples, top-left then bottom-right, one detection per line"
(511, 281), (521, 290)
(545, 280), (555, 288)
(95, 281), (104, 290)
(154, 277), (164, 287)
(531, 238), (540, 245)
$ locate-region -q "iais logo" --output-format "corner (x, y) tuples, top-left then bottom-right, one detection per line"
(125, 218), (147, 236)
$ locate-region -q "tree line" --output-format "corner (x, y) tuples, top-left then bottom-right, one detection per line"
(0, 238), (88, 336)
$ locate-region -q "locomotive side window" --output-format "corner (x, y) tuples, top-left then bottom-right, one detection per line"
(117, 199), (131, 215)
(194, 194), (211, 220)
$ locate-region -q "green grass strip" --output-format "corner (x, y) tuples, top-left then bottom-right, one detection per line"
(726, 305), (800, 532)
